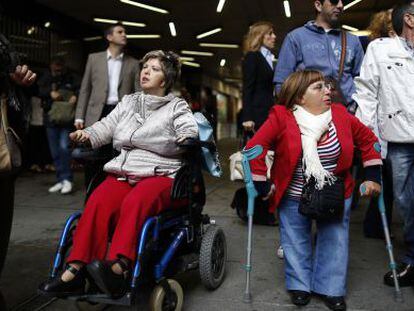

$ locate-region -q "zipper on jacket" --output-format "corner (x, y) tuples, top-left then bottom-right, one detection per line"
(120, 149), (131, 174)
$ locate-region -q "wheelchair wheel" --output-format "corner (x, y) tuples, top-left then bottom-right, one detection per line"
(75, 301), (107, 311)
(149, 279), (183, 311)
(199, 225), (227, 290)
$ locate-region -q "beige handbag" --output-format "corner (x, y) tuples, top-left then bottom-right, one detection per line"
(0, 96), (22, 173)
(229, 150), (274, 181)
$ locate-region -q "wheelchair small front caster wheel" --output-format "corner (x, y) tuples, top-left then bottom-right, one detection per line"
(149, 279), (183, 311)
(75, 301), (107, 311)
(199, 225), (227, 290)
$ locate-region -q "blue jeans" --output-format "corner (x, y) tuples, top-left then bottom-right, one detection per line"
(278, 197), (352, 296)
(46, 127), (73, 182)
(387, 143), (414, 265)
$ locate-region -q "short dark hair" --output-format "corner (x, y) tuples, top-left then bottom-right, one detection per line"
(392, 4), (414, 35)
(139, 50), (181, 93)
(103, 23), (125, 40)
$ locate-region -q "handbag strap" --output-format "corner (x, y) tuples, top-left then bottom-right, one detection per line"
(338, 30), (347, 82)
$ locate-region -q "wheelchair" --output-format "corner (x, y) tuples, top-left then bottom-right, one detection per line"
(42, 139), (227, 311)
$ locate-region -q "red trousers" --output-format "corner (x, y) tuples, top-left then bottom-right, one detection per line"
(67, 175), (176, 263)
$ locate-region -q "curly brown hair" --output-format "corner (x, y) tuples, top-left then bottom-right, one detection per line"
(367, 10), (395, 41)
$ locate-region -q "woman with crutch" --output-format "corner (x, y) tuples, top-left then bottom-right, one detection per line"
(245, 70), (382, 310)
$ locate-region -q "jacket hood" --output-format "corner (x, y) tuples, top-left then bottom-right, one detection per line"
(304, 21), (341, 34)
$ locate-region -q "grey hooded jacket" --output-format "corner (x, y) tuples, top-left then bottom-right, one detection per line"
(84, 92), (198, 183)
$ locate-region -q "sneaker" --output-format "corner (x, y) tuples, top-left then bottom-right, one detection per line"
(48, 182), (63, 193)
(61, 180), (73, 194)
(277, 245), (284, 259)
(384, 263), (414, 287)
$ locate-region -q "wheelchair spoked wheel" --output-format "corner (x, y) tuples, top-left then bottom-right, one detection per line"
(199, 225), (227, 290)
(149, 279), (184, 311)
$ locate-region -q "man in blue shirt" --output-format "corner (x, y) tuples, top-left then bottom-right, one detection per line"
(274, 0), (364, 113)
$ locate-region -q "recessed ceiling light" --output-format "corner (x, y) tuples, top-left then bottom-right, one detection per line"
(93, 18), (146, 27)
(216, 0), (226, 13)
(196, 28), (222, 39)
(94, 18), (118, 24)
(344, 0), (363, 11)
(342, 24), (359, 32)
(83, 36), (102, 41)
(220, 59), (226, 67)
(169, 22), (177, 37)
(44, 22), (51, 28)
(351, 30), (371, 37)
(182, 61), (201, 68)
(199, 43), (239, 48)
(179, 56), (195, 61)
(181, 50), (214, 56)
(122, 21), (146, 27)
(283, 1), (291, 18)
(127, 34), (161, 39)
(119, 0), (169, 14)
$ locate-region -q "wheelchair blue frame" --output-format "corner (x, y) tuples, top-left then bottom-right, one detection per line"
(50, 209), (197, 306)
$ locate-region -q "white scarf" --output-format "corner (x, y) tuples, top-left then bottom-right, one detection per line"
(293, 105), (335, 189)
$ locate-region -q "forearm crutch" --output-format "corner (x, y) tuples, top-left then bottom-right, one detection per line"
(241, 145), (263, 303)
(360, 184), (404, 302)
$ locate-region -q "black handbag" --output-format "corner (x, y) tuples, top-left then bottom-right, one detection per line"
(299, 176), (345, 221)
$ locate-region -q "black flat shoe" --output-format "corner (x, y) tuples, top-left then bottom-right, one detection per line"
(323, 296), (346, 311)
(290, 290), (311, 306)
(384, 263), (414, 287)
(87, 260), (129, 297)
(38, 265), (85, 297)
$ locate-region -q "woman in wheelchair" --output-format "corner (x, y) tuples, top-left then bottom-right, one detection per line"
(39, 50), (199, 298)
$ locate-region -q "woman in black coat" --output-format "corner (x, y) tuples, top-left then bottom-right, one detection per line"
(242, 21), (276, 132)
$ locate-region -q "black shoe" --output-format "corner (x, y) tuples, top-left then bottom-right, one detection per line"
(384, 263), (414, 287)
(323, 296), (346, 311)
(38, 265), (85, 297)
(87, 260), (129, 297)
(290, 290), (311, 306)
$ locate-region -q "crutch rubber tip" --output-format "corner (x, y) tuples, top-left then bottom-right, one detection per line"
(394, 291), (404, 303)
(243, 292), (252, 303)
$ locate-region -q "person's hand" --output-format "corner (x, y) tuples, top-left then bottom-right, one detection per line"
(68, 95), (77, 105)
(242, 121), (255, 132)
(359, 181), (381, 197)
(74, 121), (84, 130)
(176, 135), (188, 144)
(9, 65), (36, 86)
(69, 130), (90, 143)
(50, 90), (62, 101)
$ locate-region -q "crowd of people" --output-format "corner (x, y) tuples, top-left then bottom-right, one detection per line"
(1, 0), (414, 310)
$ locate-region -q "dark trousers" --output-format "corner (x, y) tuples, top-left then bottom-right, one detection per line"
(84, 104), (116, 192)
(27, 125), (52, 167)
(0, 175), (16, 277)
(363, 161), (394, 238)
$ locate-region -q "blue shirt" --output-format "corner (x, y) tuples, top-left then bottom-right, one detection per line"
(274, 21), (364, 105)
(260, 46), (274, 69)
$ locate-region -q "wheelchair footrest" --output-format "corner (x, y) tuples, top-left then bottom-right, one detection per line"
(66, 292), (134, 306)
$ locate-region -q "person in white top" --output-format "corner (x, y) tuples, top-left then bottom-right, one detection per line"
(74, 23), (139, 191)
(353, 3), (414, 288)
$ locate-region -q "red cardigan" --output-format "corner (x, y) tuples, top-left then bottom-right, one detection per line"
(246, 104), (382, 213)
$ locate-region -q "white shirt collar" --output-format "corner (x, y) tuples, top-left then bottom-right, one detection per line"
(107, 49), (124, 60)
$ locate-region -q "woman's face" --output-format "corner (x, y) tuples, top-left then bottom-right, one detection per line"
(262, 29), (276, 50)
(140, 58), (166, 95)
(300, 80), (332, 114)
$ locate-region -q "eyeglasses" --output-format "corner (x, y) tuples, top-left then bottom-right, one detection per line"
(311, 82), (333, 91)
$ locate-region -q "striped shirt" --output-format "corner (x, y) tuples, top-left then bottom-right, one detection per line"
(286, 123), (341, 199)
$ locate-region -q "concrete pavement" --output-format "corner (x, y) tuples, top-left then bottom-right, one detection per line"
(1, 138), (414, 310)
